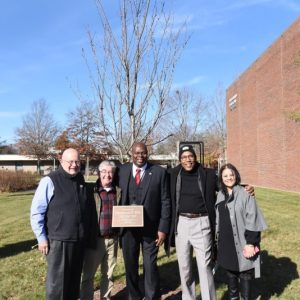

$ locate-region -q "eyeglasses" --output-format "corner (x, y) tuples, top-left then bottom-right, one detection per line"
(62, 160), (81, 166)
(180, 155), (195, 161)
(100, 170), (114, 176)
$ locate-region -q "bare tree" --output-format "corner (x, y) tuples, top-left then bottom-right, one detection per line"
(170, 88), (208, 140)
(15, 99), (59, 174)
(0, 138), (11, 154)
(66, 100), (110, 176)
(83, 0), (188, 161)
(0, 138), (5, 153)
(0, 143), (17, 154)
(155, 88), (208, 154)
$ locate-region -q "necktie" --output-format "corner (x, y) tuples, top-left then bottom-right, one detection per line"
(135, 168), (141, 185)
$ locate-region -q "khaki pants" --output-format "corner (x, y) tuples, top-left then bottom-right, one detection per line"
(81, 237), (118, 300)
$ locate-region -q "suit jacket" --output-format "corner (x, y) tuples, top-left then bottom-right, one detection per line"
(167, 163), (218, 249)
(118, 163), (171, 240)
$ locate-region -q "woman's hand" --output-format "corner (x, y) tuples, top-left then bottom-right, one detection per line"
(243, 244), (256, 258)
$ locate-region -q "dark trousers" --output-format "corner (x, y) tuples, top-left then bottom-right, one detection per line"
(226, 269), (253, 300)
(122, 228), (160, 300)
(46, 239), (84, 300)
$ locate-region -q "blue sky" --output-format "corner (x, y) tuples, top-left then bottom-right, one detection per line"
(0, 0), (299, 144)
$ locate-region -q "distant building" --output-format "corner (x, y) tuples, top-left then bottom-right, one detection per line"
(0, 153), (179, 175)
(226, 17), (300, 193)
(0, 155), (57, 174)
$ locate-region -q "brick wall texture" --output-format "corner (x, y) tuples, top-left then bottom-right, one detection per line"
(226, 17), (300, 193)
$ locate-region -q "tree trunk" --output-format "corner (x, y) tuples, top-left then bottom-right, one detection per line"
(37, 159), (41, 175)
(85, 155), (90, 178)
(130, 114), (135, 148)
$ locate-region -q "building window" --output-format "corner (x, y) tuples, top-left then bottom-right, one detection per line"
(228, 94), (238, 111)
(15, 162), (23, 171)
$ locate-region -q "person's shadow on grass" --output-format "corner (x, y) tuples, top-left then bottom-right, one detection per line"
(112, 249), (225, 299)
(218, 250), (299, 299)
(111, 249), (299, 299)
(111, 249), (183, 299)
(0, 239), (37, 259)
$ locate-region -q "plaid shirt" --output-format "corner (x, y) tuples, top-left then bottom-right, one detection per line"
(98, 187), (118, 237)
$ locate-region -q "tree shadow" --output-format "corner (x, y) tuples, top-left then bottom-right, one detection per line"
(217, 250), (299, 299)
(0, 239), (37, 259)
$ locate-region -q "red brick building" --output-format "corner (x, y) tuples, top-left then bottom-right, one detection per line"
(226, 17), (300, 193)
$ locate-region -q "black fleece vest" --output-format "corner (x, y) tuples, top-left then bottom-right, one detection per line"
(46, 167), (86, 241)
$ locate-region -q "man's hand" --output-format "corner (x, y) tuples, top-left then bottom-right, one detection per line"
(244, 185), (255, 196)
(155, 231), (166, 247)
(38, 240), (49, 255)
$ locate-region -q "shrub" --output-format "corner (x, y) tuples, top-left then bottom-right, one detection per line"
(0, 170), (38, 192)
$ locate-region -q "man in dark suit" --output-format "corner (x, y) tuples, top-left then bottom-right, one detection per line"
(118, 142), (171, 300)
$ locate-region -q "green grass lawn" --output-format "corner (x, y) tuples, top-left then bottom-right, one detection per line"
(0, 188), (299, 299)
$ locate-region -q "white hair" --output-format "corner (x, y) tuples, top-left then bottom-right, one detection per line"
(98, 160), (116, 172)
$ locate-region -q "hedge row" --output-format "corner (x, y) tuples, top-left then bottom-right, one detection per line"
(0, 170), (38, 192)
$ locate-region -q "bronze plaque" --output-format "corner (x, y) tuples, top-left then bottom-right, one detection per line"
(112, 205), (144, 227)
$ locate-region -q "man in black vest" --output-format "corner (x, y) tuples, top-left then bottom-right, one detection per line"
(30, 148), (91, 300)
(118, 142), (171, 300)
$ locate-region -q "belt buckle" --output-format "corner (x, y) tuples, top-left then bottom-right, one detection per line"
(191, 213), (200, 218)
(180, 212), (200, 218)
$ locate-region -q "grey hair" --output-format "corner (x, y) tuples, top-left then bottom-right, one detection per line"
(98, 160), (116, 172)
